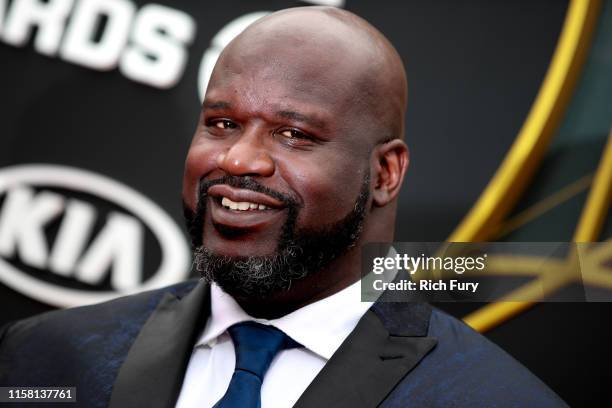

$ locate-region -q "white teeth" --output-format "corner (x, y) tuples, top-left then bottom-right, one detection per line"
(221, 196), (269, 211)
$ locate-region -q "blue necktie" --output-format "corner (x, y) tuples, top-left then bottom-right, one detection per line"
(212, 322), (301, 408)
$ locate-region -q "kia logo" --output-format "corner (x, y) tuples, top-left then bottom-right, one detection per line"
(0, 164), (190, 308)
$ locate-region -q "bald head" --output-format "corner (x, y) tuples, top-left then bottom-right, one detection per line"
(210, 6), (408, 143)
(185, 6), (410, 309)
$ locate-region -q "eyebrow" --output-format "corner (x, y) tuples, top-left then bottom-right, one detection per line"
(202, 100), (232, 111)
(202, 101), (326, 130)
(276, 110), (326, 130)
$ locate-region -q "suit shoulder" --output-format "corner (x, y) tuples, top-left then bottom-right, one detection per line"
(0, 279), (201, 390)
(430, 308), (567, 407)
(401, 307), (568, 406)
(0, 279), (199, 351)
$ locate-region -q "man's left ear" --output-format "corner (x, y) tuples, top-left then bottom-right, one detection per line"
(372, 139), (409, 207)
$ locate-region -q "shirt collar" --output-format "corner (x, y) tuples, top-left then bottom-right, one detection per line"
(195, 281), (373, 360)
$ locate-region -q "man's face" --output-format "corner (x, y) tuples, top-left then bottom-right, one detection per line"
(182, 31), (376, 298)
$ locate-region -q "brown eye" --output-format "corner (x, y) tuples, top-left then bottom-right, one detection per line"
(280, 129), (308, 139)
(276, 128), (317, 149)
(214, 120), (237, 129)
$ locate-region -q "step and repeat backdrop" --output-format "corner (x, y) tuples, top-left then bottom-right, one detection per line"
(1, 0), (611, 405)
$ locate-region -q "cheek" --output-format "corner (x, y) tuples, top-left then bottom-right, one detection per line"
(282, 157), (368, 225)
(182, 138), (223, 209)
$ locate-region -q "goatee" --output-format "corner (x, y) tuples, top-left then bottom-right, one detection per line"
(183, 173), (370, 300)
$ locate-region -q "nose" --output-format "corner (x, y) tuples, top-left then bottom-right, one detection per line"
(216, 128), (275, 177)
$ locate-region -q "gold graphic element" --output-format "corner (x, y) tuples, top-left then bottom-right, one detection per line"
(465, 133), (612, 332)
(574, 131), (612, 241)
(450, 0), (601, 243)
(442, 0), (603, 332)
(494, 173), (593, 239)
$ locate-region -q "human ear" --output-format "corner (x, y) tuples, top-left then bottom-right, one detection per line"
(371, 139), (409, 207)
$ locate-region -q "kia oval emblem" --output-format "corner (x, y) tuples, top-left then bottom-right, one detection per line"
(0, 164), (191, 308)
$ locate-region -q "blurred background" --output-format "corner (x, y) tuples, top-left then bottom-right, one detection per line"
(0, 0), (610, 406)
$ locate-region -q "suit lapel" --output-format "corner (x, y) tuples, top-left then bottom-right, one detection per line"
(294, 302), (437, 408)
(108, 279), (435, 408)
(109, 280), (211, 408)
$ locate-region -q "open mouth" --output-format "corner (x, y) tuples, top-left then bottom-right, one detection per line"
(206, 184), (287, 230)
(220, 196), (272, 211)
(207, 184), (285, 210)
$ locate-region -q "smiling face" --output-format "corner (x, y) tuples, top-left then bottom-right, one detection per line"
(182, 7), (409, 309)
(185, 23), (375, 253)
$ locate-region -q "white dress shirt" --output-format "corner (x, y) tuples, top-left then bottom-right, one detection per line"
(175, 281), (373, 408)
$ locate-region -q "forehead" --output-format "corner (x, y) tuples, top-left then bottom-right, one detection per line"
(204, 25), (375, 120)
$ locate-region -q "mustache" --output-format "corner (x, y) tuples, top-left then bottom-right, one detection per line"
(184, 175), (300, 250)
(197, 175), (299, 208)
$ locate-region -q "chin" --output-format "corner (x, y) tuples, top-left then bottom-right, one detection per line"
(203, 235), (279, 259)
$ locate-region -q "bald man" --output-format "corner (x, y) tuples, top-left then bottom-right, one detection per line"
(0, 7), (566, 408)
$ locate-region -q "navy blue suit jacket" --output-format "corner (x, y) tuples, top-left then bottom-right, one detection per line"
(0, 280), (567, 407)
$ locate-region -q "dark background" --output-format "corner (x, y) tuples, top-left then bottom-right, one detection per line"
(1, 1), (611, 406)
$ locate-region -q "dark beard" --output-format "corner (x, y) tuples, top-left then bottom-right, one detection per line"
(183, 173), (370, 300)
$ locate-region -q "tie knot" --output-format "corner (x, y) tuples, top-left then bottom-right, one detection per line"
(228, 322), (300, 380)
